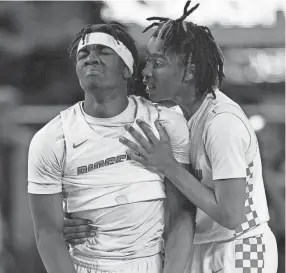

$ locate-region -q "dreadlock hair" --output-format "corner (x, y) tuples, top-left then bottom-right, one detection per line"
(68, 22), (139, 94)
(143, 1), (225, 99)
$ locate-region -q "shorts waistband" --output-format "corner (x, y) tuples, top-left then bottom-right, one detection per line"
(72, 253), (161, 271)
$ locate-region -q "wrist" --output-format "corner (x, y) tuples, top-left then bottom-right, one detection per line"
(162, 160), (181, 177)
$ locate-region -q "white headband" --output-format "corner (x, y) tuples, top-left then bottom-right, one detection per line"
(77, 32), (134, 74)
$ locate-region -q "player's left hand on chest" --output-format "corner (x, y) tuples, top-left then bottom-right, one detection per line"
(119, 119), (177, 174)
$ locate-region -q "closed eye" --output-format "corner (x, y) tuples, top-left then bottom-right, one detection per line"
(98, 45), (114, 55)
(77, 48), (88, 60)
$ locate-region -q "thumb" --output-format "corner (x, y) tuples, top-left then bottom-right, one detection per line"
(155, 120), (169, 141)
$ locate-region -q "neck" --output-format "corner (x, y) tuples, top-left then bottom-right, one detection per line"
(83, 87), (129, 118)
(157, 100), (177, 108)
(174, 87), (207, 120)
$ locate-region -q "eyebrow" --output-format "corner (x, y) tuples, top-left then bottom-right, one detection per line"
(145, 51), (167, 59)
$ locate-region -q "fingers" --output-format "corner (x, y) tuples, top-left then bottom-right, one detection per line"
(155, 120), (170, 142)
(119, 137), (148, 158)
(63, 225), (97, 235)
(63, 217), (92, 227)
(136, 119), (159, 145)
(66, 238), (89, 246)
(126, 149), (146, 165)
(63, 216), (97, 243)
(124, 124), (153, 152)
(63, 229), (96, 241)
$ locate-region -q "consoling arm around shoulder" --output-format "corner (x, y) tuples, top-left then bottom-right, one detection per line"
(163, 164), (196, 273)
(29, 193), (76, 273)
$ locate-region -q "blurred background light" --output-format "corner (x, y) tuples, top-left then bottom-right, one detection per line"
(249, 115), (266, 131)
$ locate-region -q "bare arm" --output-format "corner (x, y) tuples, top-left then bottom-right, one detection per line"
(163, 114), (250, 230)
(164, 165), (245, 230)
(29, 193), (77, 273)
(120, 116), (247, 230)
(163, 164), (196, 273)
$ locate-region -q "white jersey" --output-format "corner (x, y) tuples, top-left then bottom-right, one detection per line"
(28, 95), (190, 261)
(188, 90), (270, 244)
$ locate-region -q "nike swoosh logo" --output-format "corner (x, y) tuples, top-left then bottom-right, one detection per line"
(73, 140), (88, 149)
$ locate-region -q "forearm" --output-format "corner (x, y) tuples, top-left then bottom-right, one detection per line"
(163, 210), (195, 273)
(164, 163), (228, 228)
(36, 230), (76, 273)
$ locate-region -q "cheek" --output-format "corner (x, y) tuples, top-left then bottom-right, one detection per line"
(107, 56), (124, 73)
(155, 71), (176, 89)
(75, 62), (83, 77)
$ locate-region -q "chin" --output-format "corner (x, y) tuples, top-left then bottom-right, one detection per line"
(151, 93), (174, 104)
(148, 94), (161, 103)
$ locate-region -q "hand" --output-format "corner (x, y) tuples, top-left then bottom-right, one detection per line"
(119, 119), (177, 174)
(63, 213), (97, 246)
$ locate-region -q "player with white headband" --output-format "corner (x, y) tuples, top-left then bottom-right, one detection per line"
(27, 23), (195, 273)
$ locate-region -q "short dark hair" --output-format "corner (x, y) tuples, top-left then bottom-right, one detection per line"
(68, 22), (139, 93)
(143, 1), (225, 98)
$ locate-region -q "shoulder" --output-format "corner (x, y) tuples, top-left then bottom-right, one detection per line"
(157, 105), (187, 129)
(208, 113), (249, 137)
(205, 113), (250, 152)
(129, 95), (155, 108)
(29, 114), (64, 155)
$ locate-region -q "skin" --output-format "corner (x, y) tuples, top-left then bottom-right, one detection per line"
(61, 37), (199, 244)
(29, 42), (132, 273)
(30, 34), (195, 273)
(76, 44), (131, 118)
(120, 37), (246, 230)
(62, 35), (245, 243)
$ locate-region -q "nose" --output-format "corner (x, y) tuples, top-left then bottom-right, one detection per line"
(85, 50), (100, 65)
(142, 62), (152, 80)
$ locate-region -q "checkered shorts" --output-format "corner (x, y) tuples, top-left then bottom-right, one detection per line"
(235, 162), (260, 235)
(235, 235), (266, 273)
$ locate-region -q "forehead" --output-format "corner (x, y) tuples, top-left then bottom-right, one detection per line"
(146, 37), (165, 57)
(146, 37), (179, 62)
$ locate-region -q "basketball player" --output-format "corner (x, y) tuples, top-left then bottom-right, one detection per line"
(28, 23), (195, 273)
(120, 2), (278, 273)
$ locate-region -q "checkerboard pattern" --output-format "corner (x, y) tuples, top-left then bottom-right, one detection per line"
(235, 162), (260, 236)
(235, 235), (266, 273)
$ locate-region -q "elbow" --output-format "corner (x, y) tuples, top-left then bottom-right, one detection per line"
(222, 219), (242, 231)
(219, 210), (244, 230)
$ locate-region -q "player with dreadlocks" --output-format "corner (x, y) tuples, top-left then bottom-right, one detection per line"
(120, 1), (278, 273)
(28, 22), (195, 273)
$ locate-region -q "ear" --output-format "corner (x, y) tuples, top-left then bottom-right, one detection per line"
(123, 66), (132, 79)
(183, 62), (195, 83)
